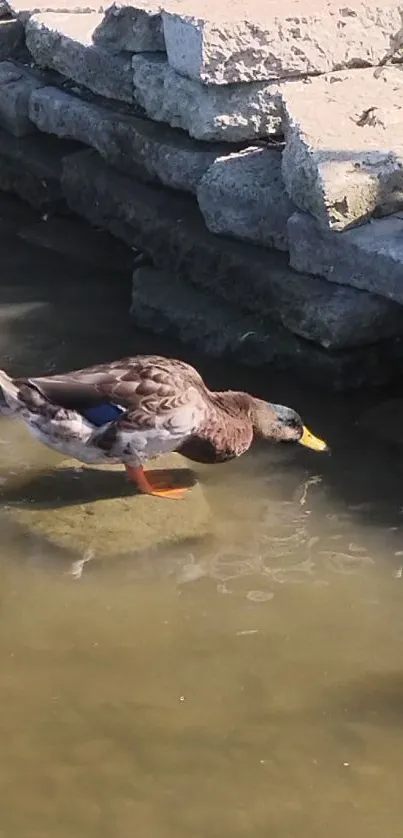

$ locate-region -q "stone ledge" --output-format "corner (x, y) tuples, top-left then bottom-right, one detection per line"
(0, 16), (24, 58)
(197, 145), (293, 251)
(93, 0), (165, 52)
(129, 265), (403, 391)
(288, 210), (403, 305)
(161, 0), (403, 85)
(0, 59), (46, 135)
(26, 11), (134, 102)
(131, 264), (284, 365)
(61, 148), (403, 352)
(6, 0), (109, 21)
(29, 83), (232, 191)
(132, 52), (282, 142)
(281, 67), (403, 231)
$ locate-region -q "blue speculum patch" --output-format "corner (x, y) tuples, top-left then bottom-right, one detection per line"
(81, 403), (124, 427)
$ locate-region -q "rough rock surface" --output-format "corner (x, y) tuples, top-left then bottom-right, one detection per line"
(281, 68), (403, 231)
(288, 210), (403, 305)
(0, 17), (24, 57)
(161, 0), (403, 85)
(132, 53), (282, 142)
(359, 399), (403, 447)
(130, 265), (403, 391)
(131, 264), (288, 364)
(30, 84), (229, 191)
(26, 11), (134, 102)
(197, 145), (294, 251)
(2, 453), (211, 558)
(17, 214), (134, 271)
(0, 60), (46, 136)
(6, 0), (108, 19)
(0, 125), (81, 209)
(0, 2), (9, 15)
(93, 0), (165, 52)
(61, 149), (403, 352)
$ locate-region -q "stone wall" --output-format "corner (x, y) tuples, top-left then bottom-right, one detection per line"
(1, 0), (403, 389)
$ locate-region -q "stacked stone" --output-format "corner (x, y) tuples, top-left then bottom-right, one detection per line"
(0, 0), (403, 388)
(0, 0), (24, 57)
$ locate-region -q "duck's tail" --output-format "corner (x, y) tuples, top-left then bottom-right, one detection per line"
(0, 370), (23, 415)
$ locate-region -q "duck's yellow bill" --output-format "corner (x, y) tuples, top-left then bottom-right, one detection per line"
(299, 426), (328, 452)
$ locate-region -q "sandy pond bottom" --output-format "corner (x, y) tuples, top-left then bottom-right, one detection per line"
(0, 193), (403, 837)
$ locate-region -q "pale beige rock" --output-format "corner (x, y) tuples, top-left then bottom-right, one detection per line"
(132, 52), (282, 142)
(26, 11), (134, 102)
(281, 67), (403, 231)
(162, 0), (403, 84)
(6, 0), (109, 21)
(2, 453), (211, 557)
(29, 84), (226, 192)
(92, 0), (165, 52)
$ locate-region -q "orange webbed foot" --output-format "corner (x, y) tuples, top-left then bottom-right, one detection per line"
(125, 465), (191, 500)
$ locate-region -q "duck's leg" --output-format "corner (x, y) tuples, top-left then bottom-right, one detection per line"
(125, 464), (187, 499)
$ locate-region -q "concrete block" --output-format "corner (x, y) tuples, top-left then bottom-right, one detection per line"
(281, 68), (403, 231)
(131, 265), (283, 365)
(131, 265), (403, 390)
(132, 52), (282, 142)
(92, 0), (164, 52)
(0, 17), (24, 57)
(61, 149), (403, 352)
(162, 0), (403, 85)
(0, 60), (46, 136)
(29, 84), (228, 191)
(6, 0), (108, 21)
(26, 12), (134, 102)
(197, 145), (294, 251)
(0, 2), (9, 17)
(0, 125), (82, 209)
(288, 210), (403, 304)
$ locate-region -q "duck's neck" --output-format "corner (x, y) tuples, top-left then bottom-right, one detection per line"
(208, 390), (253, 421)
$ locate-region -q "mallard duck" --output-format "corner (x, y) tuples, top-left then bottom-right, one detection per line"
(0, 355), (328, 499)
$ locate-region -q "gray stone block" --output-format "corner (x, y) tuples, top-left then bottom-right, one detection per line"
(29, 84), (228, 191)
(0, 125), (82, 209)
(197, 145), (294, 251)
(130, 271), (403, 390)
(92, 0), (164, 52)
(132, 52), (282, 142)
(26, 12), (134, 102)
(61, 149), (403, 351)
(131, 265), (283, 365)
(0, 17), (24, 57)
(0, 60), (46, 136)
(0, 2), (9, 17)
(162, 0), (403, 85)
(288, 210), (403, 304)
(281, 68), (403, 231)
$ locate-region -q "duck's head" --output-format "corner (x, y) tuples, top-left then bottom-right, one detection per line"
(249, 397), (328, 452)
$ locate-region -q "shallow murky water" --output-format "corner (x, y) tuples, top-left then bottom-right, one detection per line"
(1, 196), (403, 837)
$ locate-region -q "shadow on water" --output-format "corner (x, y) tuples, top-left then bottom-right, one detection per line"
(0, 464), (198, 508)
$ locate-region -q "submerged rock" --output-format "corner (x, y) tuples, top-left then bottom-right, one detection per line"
(360, 399), (403, 447)
(1, 453), (211, 558)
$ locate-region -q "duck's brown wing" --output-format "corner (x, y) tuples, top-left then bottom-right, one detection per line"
(15, 355), (208, 432)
